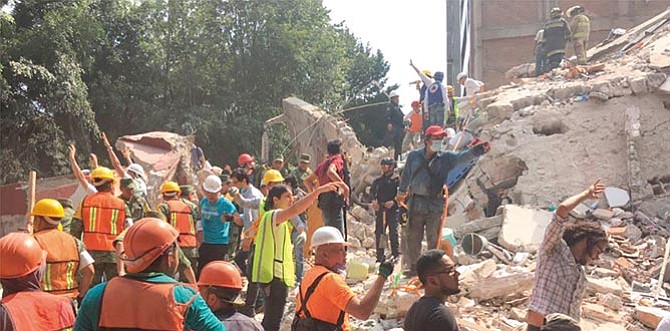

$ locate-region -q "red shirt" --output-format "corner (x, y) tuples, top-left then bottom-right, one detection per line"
(315, 155), (344, 185)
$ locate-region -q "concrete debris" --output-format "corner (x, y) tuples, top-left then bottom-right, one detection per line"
(605, 187), (631, 208)
(586, 277), (625, 297)
(497, 205), (553, 253)
(468, 267), (534, 301)
(598, 293), (624, 311)
(635, 306), (669, 329)
(581, 303), (622, 323)
(592, 208), (615, 220)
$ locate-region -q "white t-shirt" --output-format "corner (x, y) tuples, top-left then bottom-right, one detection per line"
(464, 78), (484, 96)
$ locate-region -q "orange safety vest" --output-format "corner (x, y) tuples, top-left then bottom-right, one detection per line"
(34, 229), (80, 298)
(166, 200), (196, 248)
(98, 277), (195, 331)
(2, 291), (75, 331)
(81, 192), (126, 251)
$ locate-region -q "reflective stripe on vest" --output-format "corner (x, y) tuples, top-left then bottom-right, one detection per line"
(81, 192), (126, 251)
(166, 200), (196, 248)
(98, 277), (195, 331)
(572, 14), (590, 40)
(34, 229), (80, 298)
(251, 210), (295, 287)
(2, 291), (75, 330)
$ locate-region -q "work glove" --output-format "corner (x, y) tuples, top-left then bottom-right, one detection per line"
(468, 138), (491, 156)
(378, 258), (395, 279)
(294, 232), (307, 247)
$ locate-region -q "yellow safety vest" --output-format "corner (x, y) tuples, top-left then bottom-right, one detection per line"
(251, 210), (295, 287)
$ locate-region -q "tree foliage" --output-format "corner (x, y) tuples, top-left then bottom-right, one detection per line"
(0, 0), (392, 184)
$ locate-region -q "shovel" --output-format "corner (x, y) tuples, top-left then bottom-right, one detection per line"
(378, 208), (389, 250)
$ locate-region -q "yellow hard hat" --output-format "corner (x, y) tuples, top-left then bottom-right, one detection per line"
(422, 69), (433, 78)
(161, 181), (181, 194)
(447, 85), (455, 92)
(31, 199), (65, 219)
(262, 169), (284, 186)
(90, 167), (115, 181)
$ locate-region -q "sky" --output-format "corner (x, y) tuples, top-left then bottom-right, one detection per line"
(323, 0), (446, 113)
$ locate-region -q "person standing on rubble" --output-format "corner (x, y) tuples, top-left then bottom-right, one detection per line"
(198, 175), (238, 274)
(542, 7), (571, 73)
(238, 153), (265, 189)
(396, 126), (490, 276)
(526, 180), (609, 331)
(292, 226), (394, 331)
(402, 101), (424, 153)
(71, 167), (131, 284)
(385, 91), (405, 160)
(371, 157), (400, 262)
(445, 85), (460, 130)
(289, 153), (313, 192)
(404, 249), (461, 331)
(534, 28), (547, 77)
(567, 5), (590, 65)
(304, 139), (350, 237)
(457, 72), (485, 97)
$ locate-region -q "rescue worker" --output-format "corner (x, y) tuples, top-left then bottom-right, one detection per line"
(198, 175), (237, 274)
(253, 181), (347, 331)
(271, 155), (289, 177)
(568, 5), (590, 65)
(445, 85), (460, 130)
(409, 60), (440, 128)
(119, 177), (150, 221)
(101, 132), (148, 198)
(75, 218), (224, 330)
(0, 233), (77, 331)
(157, 181), (199, 277)
(31, 198), (95, 301)
(57, 198), (76, 233)
(198, 261), (263, 330)
(457, 72), (485, 97)
(370, 157), (400, 262)
(396, 126), (490, 275)
(288, 153), (313, 192)
(238, 153), (264, 189)
(180, 184), (200, 205)
(542, 7), (571, 72)
(534, 28), (546, 77)
(384, 91), (405, 160)
(402, 101), (424, 153)
(71, 166), (131, 284)
(292, 227), (394, 331)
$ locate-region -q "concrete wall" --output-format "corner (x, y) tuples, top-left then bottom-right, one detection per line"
(471, 0), (669, 88)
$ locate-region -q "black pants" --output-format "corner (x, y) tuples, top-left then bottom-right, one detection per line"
(527, 325), (541, 331)
(535, 45), (546, 76)
(545, 52), (564, 72)
(375, 208), (399, 262)
(197, 243), (228, 275)
(241, 245), (264, 317)
(261, 277), (288, 331)
(234, 249), (250, 277)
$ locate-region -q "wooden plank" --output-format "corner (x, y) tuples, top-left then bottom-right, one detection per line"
(26, 171), (36, 233)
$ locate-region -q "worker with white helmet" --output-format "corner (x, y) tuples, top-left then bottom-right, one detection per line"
(457, 72), (485, 97)
(292, 226), (395, 331)
(198, 175), (239, 274)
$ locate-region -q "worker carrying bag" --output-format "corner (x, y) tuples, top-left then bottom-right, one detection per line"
(291, 271), (345, 331)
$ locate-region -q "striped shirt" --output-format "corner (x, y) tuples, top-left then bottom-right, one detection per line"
(528, 213), (586, 321)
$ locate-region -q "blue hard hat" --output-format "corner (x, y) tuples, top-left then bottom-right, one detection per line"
(434, 71), (444, 81)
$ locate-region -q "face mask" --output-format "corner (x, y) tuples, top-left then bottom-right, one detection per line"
(333, 263), (347, 277)
(431, 140), (444, 153)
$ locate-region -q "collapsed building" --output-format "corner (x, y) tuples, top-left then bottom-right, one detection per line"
(272, 8), (670, 331)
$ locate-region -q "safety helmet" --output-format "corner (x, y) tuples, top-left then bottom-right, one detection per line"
(121, 218), (179, 273)
(0, 233), (45, 279)
(262, 169), (284, 186)
(550, 7), (562, 17)
(310, 226), (350, 250)
(425, 125), (448, 139)
(90, 166), (115, 183)
(421, 69), (433, 78)
(433, 71), (445, 81)
(456, 72), (467, 81)
(447, 85), (455, 92)
(381, 157), (396, 167)
(197, 261), (243, 290)
(127, 163), (145, 178)
(161, 181), (181, 194)
(203, 175), (222, 193)
(31, 198), (65, 219)
(389, 91), (399, 98)
(237, 153), (254, 166)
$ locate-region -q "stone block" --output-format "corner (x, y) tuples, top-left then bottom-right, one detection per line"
(569, 203), (591, 219)
(629, 76), (648, 94)
(635, 306), (669, 329)
(468, 268), (534, 301)
(647, 73), (668, 89)
(454, 214), (504, 238)
(605, 187), (630, 208)
(458, 259), (497, 287)
(581, 303), (622, 323)
(592, 267), (619, 278)
(585, 277), (624, 296)
(592, 208), (614, 220)
(485, 102), (514, 121)
(598, 293), (623, 311)
(624, 224), (642, 242)
(660, 77), (670, 94)
(497, 205), (553, 253)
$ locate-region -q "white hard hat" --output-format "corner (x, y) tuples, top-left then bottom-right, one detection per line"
(203, 175), (222, 193)
(456, 72), (467, 81)
(127, 163), (145, 177)
(389, 91), (399, 98)
(446, 128), (456, 138)
(310, 226), (350, 250)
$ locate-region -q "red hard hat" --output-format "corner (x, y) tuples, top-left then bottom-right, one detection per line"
(425, 125), (448, 139)
(237, 153), (254, 166)
(197, 261), (243, 290)
(0, 233), (45, 279)
(121, 218), (179, 273)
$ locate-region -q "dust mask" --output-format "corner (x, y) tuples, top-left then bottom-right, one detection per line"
(431, 140), (444, 153)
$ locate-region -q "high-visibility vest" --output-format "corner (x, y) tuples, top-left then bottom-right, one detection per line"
(2, 291), (75, 331)
(34, 229), (80, 298)
(251, 210), (295, 287)
(165, 199), (197, 248)
(98, 277), (195, 331)
(81, 192), (126, 252)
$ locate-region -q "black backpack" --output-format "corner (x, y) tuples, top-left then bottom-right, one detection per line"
(291, 271), (345, 331)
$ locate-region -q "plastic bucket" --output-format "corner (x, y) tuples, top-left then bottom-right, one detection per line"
(461, 233), (488, 256)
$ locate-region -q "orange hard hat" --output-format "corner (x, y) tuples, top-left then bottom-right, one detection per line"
(0, 233), (45, 279)
(237, 153), (254, 166)
(197, 261), (243, 290)
(121, 218), (179, 273)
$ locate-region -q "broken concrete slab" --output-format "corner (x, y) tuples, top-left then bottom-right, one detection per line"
(454, 214), (504, 238)
(605, 187), (630, 208)
(468, 268), (534, 301)
(458, 259), (497, 287)
(635, 306), (669, 329)
(569, 203), (591, 219)
(497, 205), (553, 253)
(585, 277), (625, 297)
(581, 303), (622, 323)
(592, 208), (615, 220)
(598, 293), (624, 311)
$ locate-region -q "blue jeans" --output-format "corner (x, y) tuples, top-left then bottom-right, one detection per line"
(291, 230), (305, 284)
(428, 103), (445, 127)
(320, 205), (345, 238)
